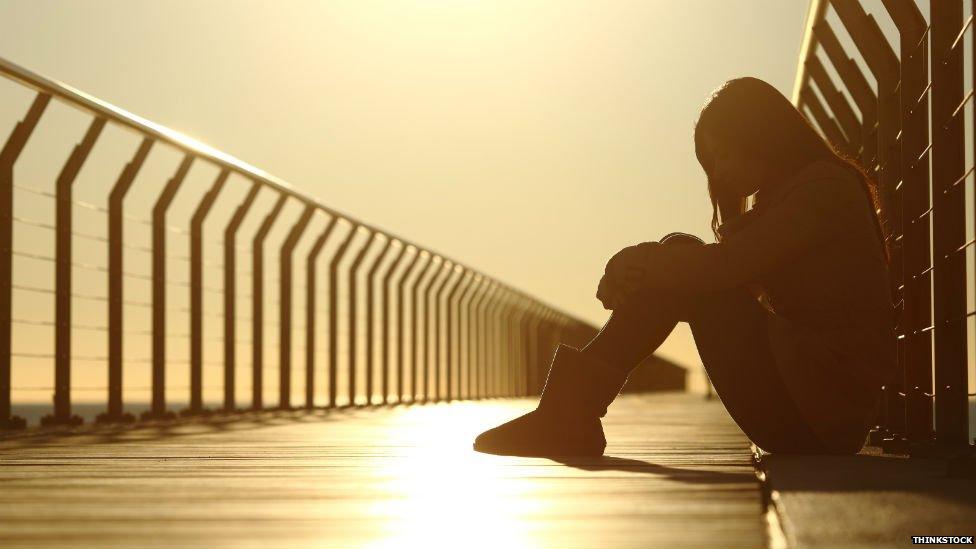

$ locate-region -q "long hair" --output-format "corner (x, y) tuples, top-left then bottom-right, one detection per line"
(693, 77), (890, 263)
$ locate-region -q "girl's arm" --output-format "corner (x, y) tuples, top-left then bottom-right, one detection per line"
(616, 167), (872, 294)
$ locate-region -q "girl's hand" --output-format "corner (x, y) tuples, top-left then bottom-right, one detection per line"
(597, 242), (660, 309)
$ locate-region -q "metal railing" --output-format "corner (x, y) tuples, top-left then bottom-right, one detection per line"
(794, 0), (975, 454)
(0, 56), (597, 429)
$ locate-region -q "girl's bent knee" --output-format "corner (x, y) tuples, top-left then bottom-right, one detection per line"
(660, 232), (706, 246)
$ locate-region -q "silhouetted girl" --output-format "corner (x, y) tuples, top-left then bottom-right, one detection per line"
(475, 77), (895, 456)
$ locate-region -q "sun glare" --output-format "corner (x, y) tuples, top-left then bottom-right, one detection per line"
(365, 402), (544, 548)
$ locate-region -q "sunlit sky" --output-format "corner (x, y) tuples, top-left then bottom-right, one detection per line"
(0, 0), (811, 383)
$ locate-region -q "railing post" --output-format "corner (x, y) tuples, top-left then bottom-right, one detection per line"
(222, 182), (260, 412)
(278, 204), (314, 410)
(929, 0), (969, 448)
(419, 256), (444, 403)
(505, 293), (519, 397)
(452, 270), (477, 400)
(409, 252), (434, 403)
(518, 294), (534, 396)
(42, 117), (106, 427)
(251, 194), (287, 411)
(437, 263), (462, 401)
(185, 169), (228, 416)
(831, 0), (904, 262)
(365, 236), (393, 405)
(883, 0), (934, 451)
(805, 56), (862, 151)
(328, 222), (358, 407)
(799, 87), (850, 153)
(99, 138), (153, 424)
(504, 293), (517, 397)
(535, 308), (557, 395)
(482, 284), (496, 398)
(0, 93), (49, 430)
(381, 242), (408, 404)
(347, 230), (376, 406)
(304, 216), (339, 409)
(508, 291), (522, 397)
(525, 302), (544, 396)
(484, 283), (501, 398)
(395, 247), (423, 403)
(144, 154), (194, 421)
(812, 20), (879, 167)
(494, 288), (511, 397)
(431, 260), (456, 402)
(466, 277), (488, 399)
(512, 295), (529, 396)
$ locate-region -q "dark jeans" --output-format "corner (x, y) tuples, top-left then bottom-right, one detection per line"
(581, 232), (830, 454)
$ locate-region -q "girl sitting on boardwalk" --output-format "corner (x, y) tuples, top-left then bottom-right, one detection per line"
(474, 77), (896, 457)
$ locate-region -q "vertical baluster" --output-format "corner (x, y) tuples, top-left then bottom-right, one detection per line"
(409, 252), (434, 403)
(394, 247), (422, 403)
(805, 56), (862, 152)
(396, 244), (421, 403)
(381, 242), (408, 404)
(251, 194), (287, 411)
(930, 0), (969, 447)
(438, 263), (462, 401)
(185, 169), (228, 416)
(504, 293), (518, 397)
(516, 299), (529, 397)
(418, 256), (442, 403)
(364, 236), (393, 405)
(278, 204), (314, 410)
(143, 154), (193, 421)
(428, 259), (452, 402)
(347, 230), (375, 406)
(42, 117), (106, 427)
(100, 138), (153, 424)
(813, 20), (878, 166)
(512, 295), (527, 396)
(466, 277), (487, 399)
(304, 217), (339, 408)
(502, 290), (516, 397)
(882, 0), (933, 450)
(453, 271), (477, 400)
(524, 302), (541, 396)
(222, 182), (260, 412)
(0, 93), (49, 430)
(328, 222), (358, 407)
(535, 307), (555, 395)
(483, 283), (500, 398)
(491, 287), (508, 397)
(799, 88), (850, 153)
(482, 281), (496, 398)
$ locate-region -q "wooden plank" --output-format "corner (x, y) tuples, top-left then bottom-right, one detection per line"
(0, 393), (765, 548)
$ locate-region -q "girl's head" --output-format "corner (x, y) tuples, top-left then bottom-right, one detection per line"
(694, 77), (889, 261)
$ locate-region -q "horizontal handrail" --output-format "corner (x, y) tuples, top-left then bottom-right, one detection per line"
(0, 55), (598, 429)
(0, 55), (584, 323)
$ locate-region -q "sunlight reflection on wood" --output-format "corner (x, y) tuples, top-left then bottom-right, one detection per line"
(0, 393), (764, 548)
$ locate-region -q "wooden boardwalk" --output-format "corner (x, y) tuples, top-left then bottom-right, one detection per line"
(0, 393), (767, 548)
